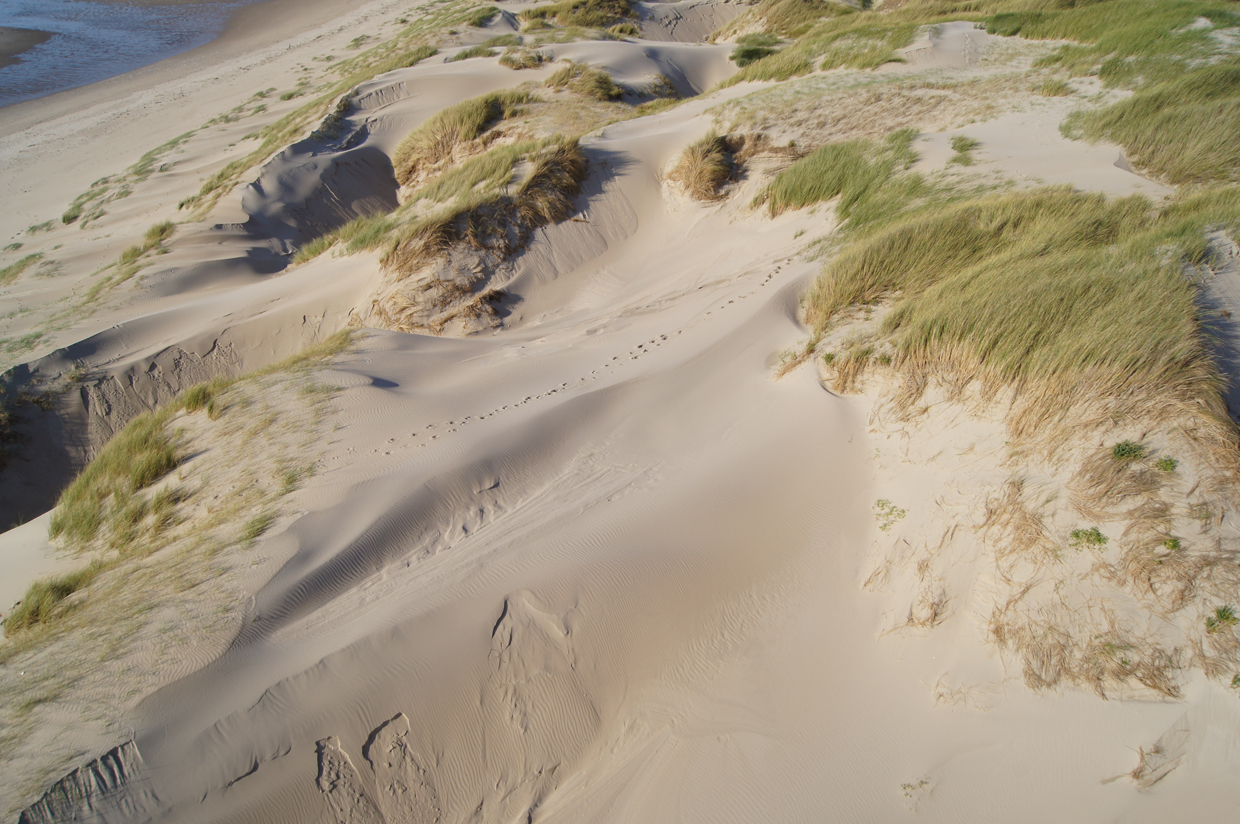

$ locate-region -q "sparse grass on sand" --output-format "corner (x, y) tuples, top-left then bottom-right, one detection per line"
(391, 90), (533, 185)
(715, 0), (1240, 88)
(449, 44), (497, 62)
(4, 331), (355, 643)
(0, 255), (44, 287)
(544, 61), (624, 101)
(499, 46), (550, 70)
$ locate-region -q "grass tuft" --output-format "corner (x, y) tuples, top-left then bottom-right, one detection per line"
(2, 564), (103, 635)
(0, 254), (44, 286)
(391, 89), (533, 185)
(520, 0), (636, 30)
(545, 61), (624, 100)
(1112, 440), (1147, 461)
(449, 44), (498, 62)
(755, 128), (917, 219)
(499, 46), (549, 69)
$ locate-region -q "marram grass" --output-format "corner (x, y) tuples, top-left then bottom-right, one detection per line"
(806, 186), (1240, 434)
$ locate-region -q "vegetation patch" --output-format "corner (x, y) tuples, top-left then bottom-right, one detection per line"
(499, 46), (550, 70)
(465, 6), (498, 27)
(391, 89), (533, 185)
(520, 0), (636, 31)
(755, 129), (918, 221)
(449, 44), (498, 62)
(2, 565), (103, 635)
(1065, 59), (1240, 185)
(731, 33), (782, 68)
(668, 133), (779, 201)
(0, 254), (44, 287)
(806, 185), (1240, 437)
(948, 134), (979, 166)
(545, 61), (624, 101)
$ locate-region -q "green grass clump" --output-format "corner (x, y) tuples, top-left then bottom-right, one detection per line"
(1162, 537), (1182, 551)
(1112, 440), (1146, 461)
(1206, 605), (1238, 633)
(499, 46), (549, 69)
(241, 511), (276, 542)
(521, 0), (635, 30)
(1156, 456), (1178, 472)
(0, 253), (44, 286)
(756, 129), (917, 219)
(1036, 78), (1073, 97)
(48, 409), (178, 544)
(2, 564), (103, 635)
(948, 135), (979, 166)
(719, 0), (851, 41)
(545, 61), (624, 100)
(992, 0), (1240, 88)
(465, 6), (498, 27)
(804, 185), (1240, 432)
(391, 89), (532, 185)
(608, 22), (640, 37)
(449, 44), (498, 62)
(1070, 527), (1108, 549)
(1066, 59), (1240, 185)
(732, 33), (781, 67)
(383, 137), (587, 276)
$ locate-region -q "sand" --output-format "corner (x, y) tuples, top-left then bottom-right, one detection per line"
(2, 1), (1239, 822)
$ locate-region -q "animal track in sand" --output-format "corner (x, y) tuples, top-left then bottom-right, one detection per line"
(362, 256), (801, 461)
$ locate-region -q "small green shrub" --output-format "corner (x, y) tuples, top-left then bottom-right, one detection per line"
(1070, 527), (1108, 548)
(1161, 537), (1181, 551)
(756, 129), (917, 218)
(48, 409), (178, 544)
(1112, 440), (1146, 461)
(1156, 456), (1178, 471)
(1206, 605), (1238, 633)
(484, 34), (522, 47)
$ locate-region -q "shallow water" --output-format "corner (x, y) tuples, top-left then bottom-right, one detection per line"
(0, 0), (255, 108)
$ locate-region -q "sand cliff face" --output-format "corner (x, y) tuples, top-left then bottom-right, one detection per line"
(4, 0), (1240, 821)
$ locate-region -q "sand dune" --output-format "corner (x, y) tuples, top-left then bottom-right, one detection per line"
(4, 0), (1240, 821)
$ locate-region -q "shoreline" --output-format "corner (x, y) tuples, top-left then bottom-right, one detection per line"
(0, 0), (348, 128)
(0, 26), (52, 70)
